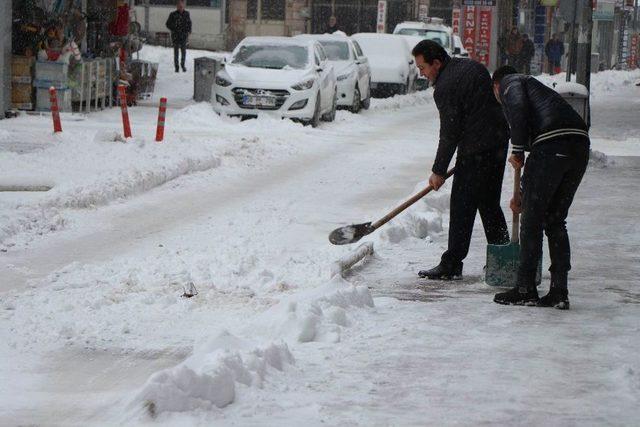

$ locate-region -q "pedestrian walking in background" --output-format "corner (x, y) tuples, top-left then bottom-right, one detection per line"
(506, 27), (523, 71)
(325, 16), (340, 34)
(519, 34), (535, 74)
(491, 66), (590, 309)
(545, 33), (564, 75)
(412, 40), (510, 281)
(166, 0), (192, 73)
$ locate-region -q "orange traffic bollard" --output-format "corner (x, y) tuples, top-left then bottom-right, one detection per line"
(49, 87), (62, 133)
(118, 85), (132, 138)
(156, 97), (167, 142)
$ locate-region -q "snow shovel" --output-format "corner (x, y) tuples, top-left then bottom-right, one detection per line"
(329, 168), (455, 245)
(485, 168), (541, 287)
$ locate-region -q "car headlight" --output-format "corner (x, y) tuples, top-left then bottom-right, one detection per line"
(215, 75), (232, 87)
(337, 70), (355, 81)
(291, 78), (315, 90)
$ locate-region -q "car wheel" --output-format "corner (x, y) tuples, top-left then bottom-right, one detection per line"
(322, 90), (337, 122)
(361, 82), (371, 109)
(309, 94), (321, 128)
(350, 86), (361, 114)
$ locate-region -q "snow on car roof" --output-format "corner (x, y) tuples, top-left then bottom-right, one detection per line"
(240, 36), (315, 48)
(295, 34), (350, 42)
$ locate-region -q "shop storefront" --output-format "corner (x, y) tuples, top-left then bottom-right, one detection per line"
(10, 0), (151, 113)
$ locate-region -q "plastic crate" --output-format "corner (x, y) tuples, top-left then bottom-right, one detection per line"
(12, 56), (34, 77)
(36, 87), (72, 112)
(35, 61), (69, 87)
(12, 83), (33, 104)
(33, 79), (69, 90)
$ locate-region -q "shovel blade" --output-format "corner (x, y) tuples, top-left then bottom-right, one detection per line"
(485, 242), (543, 287)
(329, 222), (375, 245)
(485, 242), (520, 287)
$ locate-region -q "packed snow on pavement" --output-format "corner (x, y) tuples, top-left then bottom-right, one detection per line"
(0, 46), (639, 426)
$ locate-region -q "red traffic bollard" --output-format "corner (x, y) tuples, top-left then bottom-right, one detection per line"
(118, 85), (132, 138)
(49, 87), (62, 133)
(155, 97), (167, 142)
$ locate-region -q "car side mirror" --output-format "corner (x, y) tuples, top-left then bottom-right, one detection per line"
(409, 59), (414, 65)
(454, 47), (461, 55)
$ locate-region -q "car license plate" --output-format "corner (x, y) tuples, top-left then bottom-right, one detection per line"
(243, 95), (276, 107)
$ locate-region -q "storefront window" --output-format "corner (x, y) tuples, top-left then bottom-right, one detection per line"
(246, 0), (285, 21)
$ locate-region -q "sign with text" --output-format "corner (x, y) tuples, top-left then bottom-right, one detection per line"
(629, 34), (639, 70)
(377, 0), (387, 33)
(476, 8), (492, 66)
(452, 8), (461, 35)
(462, 5), (476, 57)
(463, 0), (496, 5)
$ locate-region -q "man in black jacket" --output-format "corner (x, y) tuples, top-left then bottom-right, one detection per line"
(412, 40), (510, 280)
(491, 66), (590, 309)
(166, 0), (192, 72)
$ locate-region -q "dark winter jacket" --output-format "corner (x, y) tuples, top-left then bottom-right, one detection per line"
(431, 57), (509, 176)
(545, 40), (564, 61)
(521, 39), (535, 61)
(166, 10), (192, 44)
(498, 74), (588, 154)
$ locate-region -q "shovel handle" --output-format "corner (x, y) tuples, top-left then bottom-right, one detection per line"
(371, 168), (455, 230)
(511, 167), (521, 244)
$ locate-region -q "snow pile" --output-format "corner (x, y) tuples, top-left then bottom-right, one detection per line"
(536, 69), (640, 98)
(130, 331), (293, 415)
(0, 126), (227, 248)
(123, 277), (373, 420)
(376, 180), (449, 245)
(369, 89), (433, 111)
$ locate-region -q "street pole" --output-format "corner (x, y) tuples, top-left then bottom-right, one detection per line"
(567, 0), (579, 81)
(575, 0), (593, 127)
(144, 0), (150, 35)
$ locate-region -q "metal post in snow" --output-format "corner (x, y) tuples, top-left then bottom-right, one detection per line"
(118, 85), (133, 138)
(49, 87), (63, 133)
(156, 97), (167, 142)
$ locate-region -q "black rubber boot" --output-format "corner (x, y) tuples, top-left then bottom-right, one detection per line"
(418, 262), (463, 280)
(538, 272), (570, 309)
(494, 286), (539, 306)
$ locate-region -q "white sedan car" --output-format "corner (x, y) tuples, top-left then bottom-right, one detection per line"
(213, 37), (338, 127)
(295, 34), (371, 113)
(351, 33), (418, 97)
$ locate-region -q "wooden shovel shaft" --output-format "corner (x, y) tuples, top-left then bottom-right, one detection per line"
(512, 168), (521, 244)
(371, 168), (455, 230)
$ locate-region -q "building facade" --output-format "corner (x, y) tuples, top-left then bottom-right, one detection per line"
(1, 1), (12, 117)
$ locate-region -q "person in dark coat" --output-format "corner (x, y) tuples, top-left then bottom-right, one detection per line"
(506, 27), (523, 71)
(519, 33), (535, 74)
(491, 66), (590, 309)
(545, 34), (564, 75)
(166, 0), (192, 72)
(325, 16), (339, 34)
(412, 40), (510, 280)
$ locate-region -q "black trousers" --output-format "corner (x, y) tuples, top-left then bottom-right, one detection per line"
(517, 139), (590, 289)
(441, 145), (510, 268)
(173, 40), (187, 70)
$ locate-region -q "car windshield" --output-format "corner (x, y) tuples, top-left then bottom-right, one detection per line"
(318, 41), (350, 61)
(355, 38), (404, 57)
(232, 44), (309, 69)
(396, 29), (450, 48)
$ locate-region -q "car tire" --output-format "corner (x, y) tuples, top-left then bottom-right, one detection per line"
(309, 94), (321, 128)
(361, 83), (371, 110)
(402, 78), (410, 95)
(350, 86), (361, 114)
(322, 90), (337, 122)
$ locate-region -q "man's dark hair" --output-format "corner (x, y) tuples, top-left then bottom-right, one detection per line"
(492, 65), (518, 85)
(411, 40), (450, 64)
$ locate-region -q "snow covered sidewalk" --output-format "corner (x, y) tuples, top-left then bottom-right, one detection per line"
(0, 61), (638, 426)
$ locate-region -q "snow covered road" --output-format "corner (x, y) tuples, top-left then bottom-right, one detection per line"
(1, 53), (639, 425)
